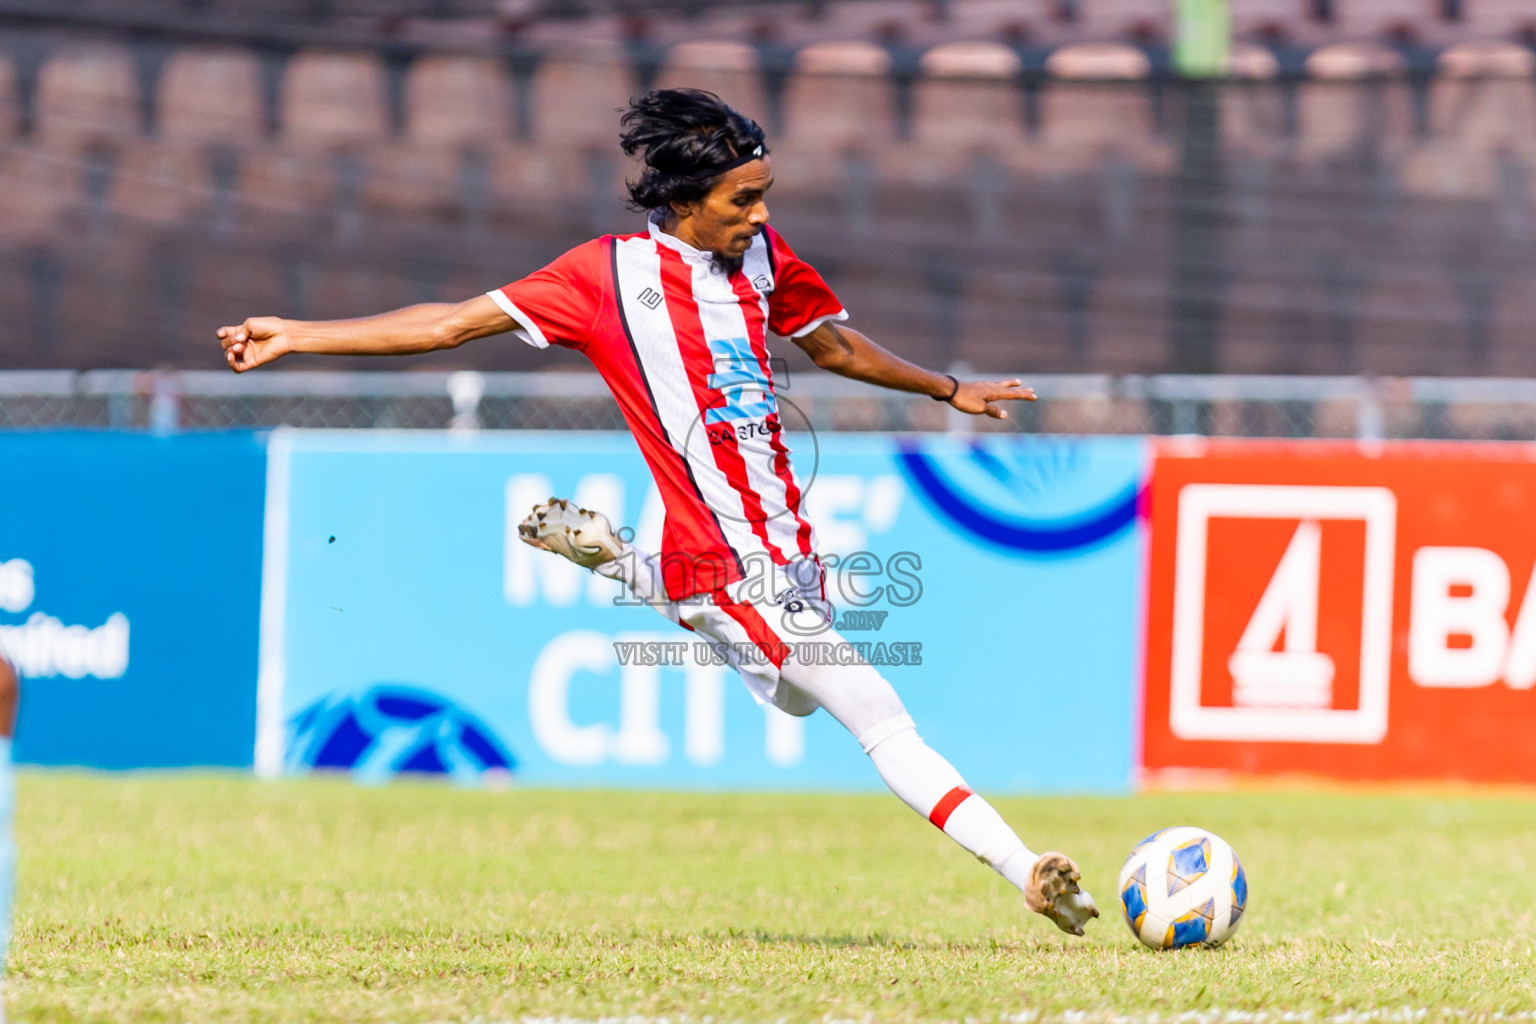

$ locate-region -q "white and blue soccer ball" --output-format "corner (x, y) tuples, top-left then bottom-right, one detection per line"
(1118, 826), (1248, 950)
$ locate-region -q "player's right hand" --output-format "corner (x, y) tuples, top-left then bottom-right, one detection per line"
(949, 377), (1036, 419)
(217, 316), (292, 372)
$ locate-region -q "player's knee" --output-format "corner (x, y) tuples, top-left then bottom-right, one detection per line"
(770, 680), (820, 717)
(855, 713), (917, 756)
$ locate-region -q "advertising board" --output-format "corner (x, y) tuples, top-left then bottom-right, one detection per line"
(262, 430), (1145, 792)
(1142, 439), (1536, 783)
(0, 432), (266, 768)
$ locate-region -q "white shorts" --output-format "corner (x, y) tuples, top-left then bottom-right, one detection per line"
(651, 561), (908, 739)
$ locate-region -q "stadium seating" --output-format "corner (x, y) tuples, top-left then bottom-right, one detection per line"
(2, 0), (1536, 375)
(281, 51), (391, 144)
(654, 40), (770, 128)
(158, 48), (266, 142)
(1039, 44), (1158, 159)
(910, 43), (1027, 156)
(33, 43), (141, 146)
(404, 55), (511, 147)
(526, 46), (635, 148)
(782, 41), (896, 148)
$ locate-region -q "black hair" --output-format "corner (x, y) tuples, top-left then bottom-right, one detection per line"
(620, 88), (769, 213)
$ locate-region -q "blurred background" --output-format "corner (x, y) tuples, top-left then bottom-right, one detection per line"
(4, 1), (1536, 793)
(1, 0), (1535, 435)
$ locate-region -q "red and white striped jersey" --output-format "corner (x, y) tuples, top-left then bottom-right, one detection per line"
(489, 216), (848, 600)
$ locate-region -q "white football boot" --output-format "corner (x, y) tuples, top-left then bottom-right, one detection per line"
(518, 498), (626, 570)
(1025, 851), (1100, 936)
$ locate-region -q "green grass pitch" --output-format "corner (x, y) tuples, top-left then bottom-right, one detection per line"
(12, 773), (1536, 1022)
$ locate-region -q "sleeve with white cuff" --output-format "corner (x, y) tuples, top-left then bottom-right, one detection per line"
(490, 239), (605, 351)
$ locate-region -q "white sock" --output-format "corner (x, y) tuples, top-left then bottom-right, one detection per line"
(859, 717), (1038, 893)
(992, 845), (1043, 893)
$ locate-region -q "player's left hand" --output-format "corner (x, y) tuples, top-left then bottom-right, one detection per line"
(217, 316), (292, 373)
(949, 378), (1036, 419)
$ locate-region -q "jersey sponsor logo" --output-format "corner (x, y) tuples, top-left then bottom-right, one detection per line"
(683, 339), (819, 531)
(704, 335), (777, 424)
(752, 274), (771, 292)
(706, 419), (782, 446)
(638, 287), (663, 310)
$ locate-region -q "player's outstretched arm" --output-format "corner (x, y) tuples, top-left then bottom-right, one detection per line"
(216, 295), (517, 373)
(790, 321), (1035, 420)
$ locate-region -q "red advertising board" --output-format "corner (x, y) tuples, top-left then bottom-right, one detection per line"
(1142, 439), (1536, 783)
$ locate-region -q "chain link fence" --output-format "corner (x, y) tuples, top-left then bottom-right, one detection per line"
(5, 370), (1536, 440)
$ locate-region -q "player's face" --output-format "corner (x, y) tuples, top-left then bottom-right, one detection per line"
(681, 157), (773, 260)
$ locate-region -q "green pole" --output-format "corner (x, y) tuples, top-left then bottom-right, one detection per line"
(1173, 0), (1230, 78)
(1169, 0), (1230, 375)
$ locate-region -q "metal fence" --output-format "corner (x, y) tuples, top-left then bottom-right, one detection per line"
(7, 370), (1536, 440)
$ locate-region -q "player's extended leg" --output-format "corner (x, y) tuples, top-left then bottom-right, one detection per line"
(775, 650), (1098, 936)
(518, 500), (1098, 935)
(0, 654), (18, 1023)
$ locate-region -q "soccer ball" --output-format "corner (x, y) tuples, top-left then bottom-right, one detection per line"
(1118, 826), (1247, 950)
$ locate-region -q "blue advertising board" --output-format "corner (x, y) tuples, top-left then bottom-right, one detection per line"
(0, 432), (266, 768)
(264, 429), (1145, 792)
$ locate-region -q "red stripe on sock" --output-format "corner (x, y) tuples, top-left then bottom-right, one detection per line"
(928, 786), (974, 830)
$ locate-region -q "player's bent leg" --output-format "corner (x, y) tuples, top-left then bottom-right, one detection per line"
(517, 501), (1097, 935)
(767, 678), (820, 717)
